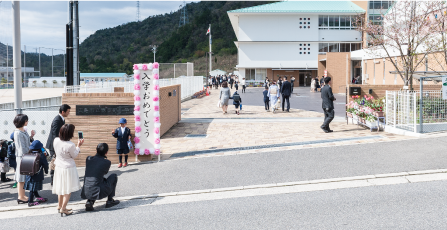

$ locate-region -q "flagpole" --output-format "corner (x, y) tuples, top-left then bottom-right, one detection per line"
(209, 24), (212, 75)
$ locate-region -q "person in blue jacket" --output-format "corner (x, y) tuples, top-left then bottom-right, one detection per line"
(263, 86), (270, 112)
(112, 118), (132, 168)
(7, 133), (17, 188)
(24, 140), (49, 207)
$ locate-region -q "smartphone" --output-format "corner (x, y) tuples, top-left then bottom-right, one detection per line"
(78, 131), (84, 139)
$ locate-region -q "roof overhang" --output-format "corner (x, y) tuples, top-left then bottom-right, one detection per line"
(319, 58), (327, 62)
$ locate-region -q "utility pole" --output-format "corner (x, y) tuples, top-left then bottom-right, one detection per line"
(38, 47), (41, 77)
(6, 43), (8, 88)
(73, 1), (79, 85)
(209, 24), (212, 74)
(12, 1), (22, 113)
(136, 1), (140, 22)
(66, 2), (73, 85)
(23, 45), (26, 86)
(151, 45), (158, 62)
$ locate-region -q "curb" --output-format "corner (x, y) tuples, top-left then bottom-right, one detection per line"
(2, 168), (447, 213)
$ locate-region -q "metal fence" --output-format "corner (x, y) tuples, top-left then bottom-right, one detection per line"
(65, 76), (205, 100)
(386, 90), (447, 133)
(0, 96), (62, 110)
(159, 63), (194, 79)
(0, 106), (60, 147)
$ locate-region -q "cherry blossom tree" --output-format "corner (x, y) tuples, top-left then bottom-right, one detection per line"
(354, 1), (446, 89)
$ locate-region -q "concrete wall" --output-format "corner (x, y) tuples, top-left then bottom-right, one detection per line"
(61, 85), (181, 166)
(319, 30), (362, 42)
(238, 42), (318, 68)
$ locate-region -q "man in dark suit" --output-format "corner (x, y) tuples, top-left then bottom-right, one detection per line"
(46, 104), (70, 185)
(321, 77), (336, 133)
(281, 76), (292, 112)
(81, 143), (120, 211)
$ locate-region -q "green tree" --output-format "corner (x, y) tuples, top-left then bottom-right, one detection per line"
(53, 80), (57, 88)
(215, 57), (217, 63)
(42, 80), (47, 88)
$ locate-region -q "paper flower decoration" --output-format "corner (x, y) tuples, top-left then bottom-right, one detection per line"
(152, 69), (159, 75)
(134, 70), (140, 75)
(135, 143), (141, 149)
(134, 148), (140, 155)
(144, 149), (150, 155)
(153, 91), (159, 96)
(135, 121), (141, 127)
(153, 74), (159, 80)
(133, 64), (139, 70)
(135, 126), (141, 133)
(149, 148), (155, 154)
(134, 137), (140, 144)
(154, 149), (160, 155)
(142, 64), (148, 70)
(154, 105), (159, 111)
(153, 96), (159, 102)
(134, 74), (140, 80)
(133, 111), (140, 116)
(154, 111), (160, 117)
(134, 84), (140, 90)
(148, 63), (153, 70)
(154, 117), (160, 123)
(135, 132), (141, 137)
(154, 144), (161, 149)
(134, 106), (140, 111)
(153, 62), (159, 69)
(134, 101), (141, 106)
(154, 127), (160, 134)
(154, 85), (159, 90)
(155, 138), (160, 144)
(134, 96), (140, 101)
(135, 115), (140, 121)
(154, 123), (161, 128)
(133, 90), (140, 96)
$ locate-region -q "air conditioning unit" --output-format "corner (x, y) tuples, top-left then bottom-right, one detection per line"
(364, 74), (369, 79)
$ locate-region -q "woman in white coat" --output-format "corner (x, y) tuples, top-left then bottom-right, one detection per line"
(267, 81), (280, 113)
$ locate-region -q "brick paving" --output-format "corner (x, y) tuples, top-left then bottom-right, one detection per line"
(157, 87), (417, 161)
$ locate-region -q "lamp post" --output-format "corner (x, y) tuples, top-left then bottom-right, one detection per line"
(151, 45), (158, 63)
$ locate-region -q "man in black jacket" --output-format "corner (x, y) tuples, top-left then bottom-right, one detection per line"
(321, 77), (336, 133)
(81, 143), (120, 211)
(281, 76), (292, 112)
(46, 104), (70, 185)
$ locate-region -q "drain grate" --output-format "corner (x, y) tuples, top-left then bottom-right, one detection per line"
(185, 134), (208, 138)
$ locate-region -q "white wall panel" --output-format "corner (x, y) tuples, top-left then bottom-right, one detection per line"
(238, 14), (318, 41)
(318, 30), (362, 42)
(238, 43), (318, 68)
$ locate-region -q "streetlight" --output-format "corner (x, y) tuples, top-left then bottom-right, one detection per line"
(150, 45), (158, 63)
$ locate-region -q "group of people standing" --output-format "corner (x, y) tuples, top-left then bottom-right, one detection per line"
(310, 76), (326, 92)
(208, 74), (246, 93)
(1, 104), (123, 216)
(263, 76), (293, 113)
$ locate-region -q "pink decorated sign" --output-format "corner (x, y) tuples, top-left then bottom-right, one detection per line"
(133, 63), (161, 156)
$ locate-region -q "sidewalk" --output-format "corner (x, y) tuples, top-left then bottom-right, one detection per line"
(158, 87), (415, 160)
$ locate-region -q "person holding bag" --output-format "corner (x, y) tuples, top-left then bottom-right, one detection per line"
(24, 140), (49, 207)
(14, 114), (35, 204)
(52, 124), (83, 216)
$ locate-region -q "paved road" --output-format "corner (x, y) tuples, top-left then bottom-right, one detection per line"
(2, 136), (446, 208)
(236, 86), (347, 117)
(3, 179), (447, 229)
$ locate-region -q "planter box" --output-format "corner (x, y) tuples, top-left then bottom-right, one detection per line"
(347, 112), (353, 118)
(374, 111), (384, 117)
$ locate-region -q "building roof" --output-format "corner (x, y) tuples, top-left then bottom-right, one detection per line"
(228, 1), (366, 13)
(80, 73), (127, 78)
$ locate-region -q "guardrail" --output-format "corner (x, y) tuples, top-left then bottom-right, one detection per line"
(0, 96), (62, 110)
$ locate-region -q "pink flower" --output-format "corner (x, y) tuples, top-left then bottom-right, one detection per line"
(153, 62), (159, 69)
(154, 117), (160, 123)
(134, 106), (140, 111)
(154, 74), (159, 80)
(134, 84), (140, 90)
(135, 74), (140, 80)
(135, 115), (140, 121)
(142, 64), (148, 70)
(135, 126), (141, 133)
(371, 96), (374, 99)
(153, 96), (159, 102)
(154, 105), (159, 111)
(154, 85), (159, 90)
(134, 137), (140, 143)
(154, 127), (160, 134)
(134, 95), (141, 101)
(134, 148), (140, 155)
(133, 64), (139, 70)
(155, 138), (160, 144)
(154, 149), (160, 155)
(144, 149), (150, 155)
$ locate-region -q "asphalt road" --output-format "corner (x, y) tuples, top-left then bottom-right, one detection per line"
(3, 180), (447, 229)
(2, 136), (447, 208)
(230, 86), (347, 117)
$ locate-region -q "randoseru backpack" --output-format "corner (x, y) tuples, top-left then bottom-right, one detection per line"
(0, 139), (8, 158)
(20, 150), (41, 176)
(233, 94), (240, 102)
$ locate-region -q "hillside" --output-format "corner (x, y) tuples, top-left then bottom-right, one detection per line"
(79, 1), (274, 76)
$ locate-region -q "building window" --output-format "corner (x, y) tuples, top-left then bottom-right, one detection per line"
(300, 48), (302, 50)
(308, 52), (310, 54)
(340, 43), (350, 52)
(300, 18), (302, 20)
(308, 48), (310, 50)
(300, 52), (302, 54)
(308, 18), (310, 20)
(255, 69), (267, 81)
(304, 26), (306, 28)
(304, 18), (306, 20)
(300, 44), (302, 46)
(300, 22), (302, 24)
(304, 22), (306, 24)
(245, 69), (256, 80)
(308, 26), (310, 29)
(308, 22), (310, 25)
(319, 15), (356, 30)
(300, 26), (302, 28)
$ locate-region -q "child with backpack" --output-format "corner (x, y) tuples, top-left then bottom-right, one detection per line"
(263, 86), (270, 112)
(112, 118), (132, 168)
(231, 91), (242, 115)
(0, 138), (12, 182)
(24, 140), (49, 207)
(7, 133), (17, 188)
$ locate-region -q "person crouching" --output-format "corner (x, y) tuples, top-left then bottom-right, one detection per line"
(81, 143), (119, 211)
(24, 140), (49, 207)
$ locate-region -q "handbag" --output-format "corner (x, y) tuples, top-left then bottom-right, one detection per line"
(20, 150), (41, 176)
(240, 104), (242, 110)
(49, 158), (56, 171)
(217, 100), (222, 108)
(127, 140), (133, 150)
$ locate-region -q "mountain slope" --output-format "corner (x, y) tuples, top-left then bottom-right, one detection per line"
(79, 1), (274, 76)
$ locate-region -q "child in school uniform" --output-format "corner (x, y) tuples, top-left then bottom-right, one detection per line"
(7, 133), (17, 188)
(24, 140), (49, 207)
(112, 118), (132, 168)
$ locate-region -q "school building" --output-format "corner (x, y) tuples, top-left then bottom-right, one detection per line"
(228, 1), (395, 92)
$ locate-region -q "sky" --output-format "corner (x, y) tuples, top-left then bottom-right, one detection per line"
(0, 1), (196, 55)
